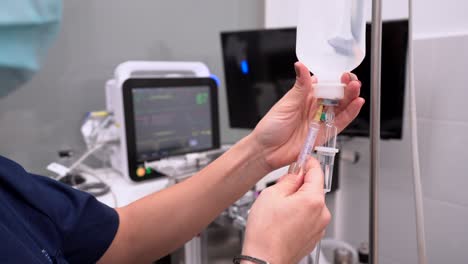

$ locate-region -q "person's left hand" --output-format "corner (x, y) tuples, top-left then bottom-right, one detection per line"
(251, 62), (364, 171)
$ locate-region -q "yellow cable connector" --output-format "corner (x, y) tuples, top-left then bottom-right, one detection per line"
(89, 111), (110, 118)
(314, 104), (324, 122)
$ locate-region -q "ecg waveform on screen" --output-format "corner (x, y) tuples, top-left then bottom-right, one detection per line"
(133, 89), (209, 115)
(132, 87), (213, 162)
(133, 93), (174, 103)
(136, 128), (213, 161)
(134, 105), (209, 116)
(135, 111), (209, 128)
(135, 113), (173, 127)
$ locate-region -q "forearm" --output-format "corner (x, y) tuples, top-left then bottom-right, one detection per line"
(100, 135), (270, 263)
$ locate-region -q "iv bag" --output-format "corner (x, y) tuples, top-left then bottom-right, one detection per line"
(296, 0), (366, 83)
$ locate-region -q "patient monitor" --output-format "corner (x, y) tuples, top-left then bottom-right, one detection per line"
(106, 61), (220, 182)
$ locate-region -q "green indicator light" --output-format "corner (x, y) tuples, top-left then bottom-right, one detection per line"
(146, 167), (152, 175)
(196, 93), (208, 105)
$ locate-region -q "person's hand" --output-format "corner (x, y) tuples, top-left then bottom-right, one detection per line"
(251, 62), (364, 171)
(242, 158), (330, 264)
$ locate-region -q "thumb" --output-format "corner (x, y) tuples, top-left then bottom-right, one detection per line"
(271, 62), (315, 110)
(293, 62), (317, 94)
(299, 157), (324, 195)
(272, 170), (304, 196)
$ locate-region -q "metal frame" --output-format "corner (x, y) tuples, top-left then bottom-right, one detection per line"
(370, 0), (383, 263)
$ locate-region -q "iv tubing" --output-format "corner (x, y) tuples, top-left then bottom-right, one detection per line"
(314, 239), (322, 264)
(314, 106), (338, 264)
(369, 0), (382, 263)
(409, 0), (428, 262)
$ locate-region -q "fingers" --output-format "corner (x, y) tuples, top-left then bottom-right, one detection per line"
(337, 72), (361, 113)
(340, 72), (358, 84)
(298, 158), (324, 195)
(319, 206), (332, 230)
(275, 156), (322, 196)
(273, 169), (304, 196)
(339, 80), (361, 110)
(334, 73), (364, 133)
(335, 97), (365, 133)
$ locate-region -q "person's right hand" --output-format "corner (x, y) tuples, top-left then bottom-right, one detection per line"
(241, 158), (331, 264)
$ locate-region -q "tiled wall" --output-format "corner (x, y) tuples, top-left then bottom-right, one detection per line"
(265, 0), (468, 261)
(334, 34), (468, 263)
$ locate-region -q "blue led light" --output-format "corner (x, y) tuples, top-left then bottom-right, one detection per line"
(240, 59), (249, 75)
(210, 74), (220, 87)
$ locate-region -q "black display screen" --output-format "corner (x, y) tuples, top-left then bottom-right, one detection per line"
(221, 20), (408, 139)
(123, 77), (220, 181)
(132, 86), (213, 162)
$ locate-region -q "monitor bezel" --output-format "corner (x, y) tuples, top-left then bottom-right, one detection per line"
(123, 77), (220, 181)
(220, 19), (408, 140)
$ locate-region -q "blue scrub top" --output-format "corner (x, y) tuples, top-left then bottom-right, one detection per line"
(0, 156), (119, 264)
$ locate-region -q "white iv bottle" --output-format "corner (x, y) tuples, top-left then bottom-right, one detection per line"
(296, 0), (366, 100)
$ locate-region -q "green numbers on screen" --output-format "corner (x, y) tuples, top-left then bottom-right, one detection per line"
(196, 92), (209, 105)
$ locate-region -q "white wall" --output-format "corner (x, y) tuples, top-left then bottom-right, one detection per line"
(266, 1), (468, 263)
(266, 0), (468, 37)
(337, 37), (468, 263)
(0, 0), (264, 174)
(265, 0), (408, 28)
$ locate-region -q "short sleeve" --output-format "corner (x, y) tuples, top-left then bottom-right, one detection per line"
(0, 156), (119, 264)
(32, 175), (120, 263)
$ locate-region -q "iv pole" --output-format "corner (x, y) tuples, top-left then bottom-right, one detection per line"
(370, 0), (382, 263)
(369, 1), (429, 263)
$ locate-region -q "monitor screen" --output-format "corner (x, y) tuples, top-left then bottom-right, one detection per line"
(123, 78), (219, 181)
(132, 86), (213, 162)
(221, 20), (408, 139)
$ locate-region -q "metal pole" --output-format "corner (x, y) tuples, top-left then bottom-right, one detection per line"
(370, 0), (383, 263)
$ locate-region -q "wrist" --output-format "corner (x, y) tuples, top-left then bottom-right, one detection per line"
(241, 244), (276, 264)
(240, 134), (272, 177)
(235, 254), (271, 264)
(238, 259), (268, 264)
